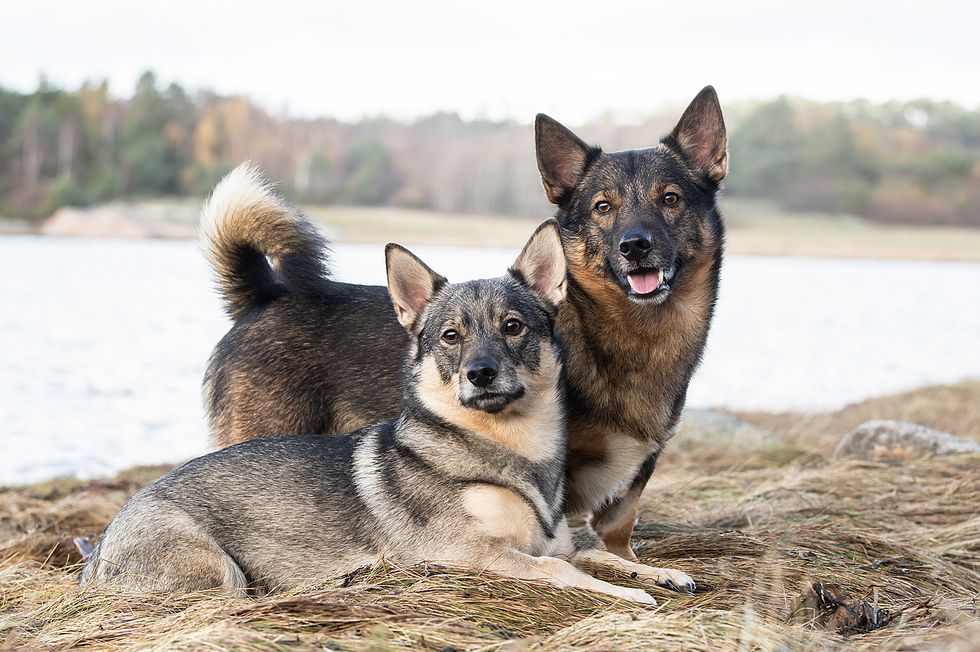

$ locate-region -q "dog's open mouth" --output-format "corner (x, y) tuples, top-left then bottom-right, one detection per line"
(625, 264), (678, 302)
(461, 388), (526, 414)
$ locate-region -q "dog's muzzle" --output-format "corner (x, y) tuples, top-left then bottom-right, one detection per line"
(459, 387), (526, 414)
(615, 232), (680, 304)
(614, 256), (681, 305)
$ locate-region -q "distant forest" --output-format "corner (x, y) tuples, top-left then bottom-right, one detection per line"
(2, 71), (979, 226)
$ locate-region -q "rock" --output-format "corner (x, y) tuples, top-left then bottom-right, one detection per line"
(675, 409), (785, 453)
(43, 206), (151, 238)
(835, 419), (980, 462)
(40, 201), (198, 239)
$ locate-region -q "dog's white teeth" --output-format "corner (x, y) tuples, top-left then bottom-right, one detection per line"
(658, 269), (665, 283)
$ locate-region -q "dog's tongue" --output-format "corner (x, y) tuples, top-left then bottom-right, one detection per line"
(627, 270), (661, 295)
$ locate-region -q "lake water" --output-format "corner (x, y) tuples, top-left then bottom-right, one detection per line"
(2, 235), (978, 485)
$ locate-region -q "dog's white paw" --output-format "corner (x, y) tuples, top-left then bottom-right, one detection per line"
(616, 560), (696, 592)
(640, 566), (695, 593)
(614, 586), (658, 605)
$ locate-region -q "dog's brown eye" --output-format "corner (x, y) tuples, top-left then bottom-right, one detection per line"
(503, 319), (523, 335)
(594, 201), (612, 213)
(441, 329), (460, 344)
(663, 193), (680, 206)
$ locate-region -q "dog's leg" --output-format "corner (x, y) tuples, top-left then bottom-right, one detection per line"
(81, 502), (250, 595)
(481, 549), (657, 605)
(590, 499), (639, 560)
(571, 547), (695, 593)
(589, 451), (660, 560)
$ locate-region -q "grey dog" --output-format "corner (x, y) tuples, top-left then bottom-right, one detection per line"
(81, 221), (689, 602)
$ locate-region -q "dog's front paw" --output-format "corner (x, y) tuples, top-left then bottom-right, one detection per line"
(614, 586), (658, 605)
(619, 560), (696, 593)
(640, 566), (695, 593)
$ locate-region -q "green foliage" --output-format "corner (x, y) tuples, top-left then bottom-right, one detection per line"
(119, 72), (183, 195)
(727, 98), (804, 198)
(186, 162), (234, 197)
(0, 89), (28, 157)
(727, 98), (980, 225)
(87, 164), (119, 202)
(0, 74), (978, 226)
(42, 177), (90, 215)
(340, 139), (401, 205)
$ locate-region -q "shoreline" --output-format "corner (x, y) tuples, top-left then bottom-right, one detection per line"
(6, 197), (980, 261)
(4, 196), (980, 261)
(5, 219), (980, 263)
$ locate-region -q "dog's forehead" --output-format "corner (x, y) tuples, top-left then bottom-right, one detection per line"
(431, 278), (535, 324)
(587, 148), (690, 188)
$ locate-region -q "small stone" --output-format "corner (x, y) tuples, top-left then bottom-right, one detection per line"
(676, 409), (785, 453)
(835, 420), (980, 462)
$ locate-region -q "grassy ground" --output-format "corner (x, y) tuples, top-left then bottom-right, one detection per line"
(1, 382), (979, 650)
(721, 200), (980, 262)
(731, 379), (980, 457)
(304, 200), (980, 261)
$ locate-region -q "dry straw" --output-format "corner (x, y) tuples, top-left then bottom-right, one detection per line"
(2, 385), (979, 650)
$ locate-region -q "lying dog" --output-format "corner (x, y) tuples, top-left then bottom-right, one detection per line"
(202, 87), (727, 566)
(81, 222), (688, 601)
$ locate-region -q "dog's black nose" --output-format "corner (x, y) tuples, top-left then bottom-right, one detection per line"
(466, 359), (499, 388)
(619, 232), (653, 261)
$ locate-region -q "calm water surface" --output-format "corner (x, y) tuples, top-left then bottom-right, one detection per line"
(2, 235), (978, 484)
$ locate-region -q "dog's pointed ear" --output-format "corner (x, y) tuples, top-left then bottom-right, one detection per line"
(668, 86), (728, 184)
(535, 114), (599, 205)
(385, 244), (447, 331)
(510, 219), (567, 308)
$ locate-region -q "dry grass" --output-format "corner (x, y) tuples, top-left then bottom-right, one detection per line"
(733, 379), (980, 457)
(2, 384), (979, 650)
(722, 200), (980, 262)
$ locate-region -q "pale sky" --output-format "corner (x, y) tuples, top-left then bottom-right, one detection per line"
(2, 0), (978, 123)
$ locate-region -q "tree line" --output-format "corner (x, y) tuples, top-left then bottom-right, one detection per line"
(2, 71), (978, 226)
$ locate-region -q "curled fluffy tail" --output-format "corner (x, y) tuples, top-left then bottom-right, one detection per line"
(199, 162), (330, 320)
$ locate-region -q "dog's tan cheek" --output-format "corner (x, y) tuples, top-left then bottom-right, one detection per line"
(698, 216), (718, 250)
(564, 237), (587, 269)
(568, 231), (603, 275)
(420, 356), (457, 404)
(528, 341), (556, 385)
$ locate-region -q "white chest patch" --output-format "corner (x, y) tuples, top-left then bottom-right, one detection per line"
(570, 436), (654, 514)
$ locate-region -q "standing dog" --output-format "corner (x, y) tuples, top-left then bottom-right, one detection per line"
(82, 223), (677, 602)
(202, 87), (726, 567)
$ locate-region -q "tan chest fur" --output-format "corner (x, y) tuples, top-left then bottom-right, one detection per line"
(462, 485), (552, 555)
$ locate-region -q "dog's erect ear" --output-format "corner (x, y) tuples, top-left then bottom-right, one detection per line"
(510, 219), (567, 308)
(668, 86), (728, 184)
(385, 244), (447, 331)
(535, 114), (598, 205)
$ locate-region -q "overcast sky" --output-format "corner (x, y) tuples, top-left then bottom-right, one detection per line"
(2, 0), (978, 123)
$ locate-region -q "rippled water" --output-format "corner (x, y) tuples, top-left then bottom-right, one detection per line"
(2, 235), (978, 484)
